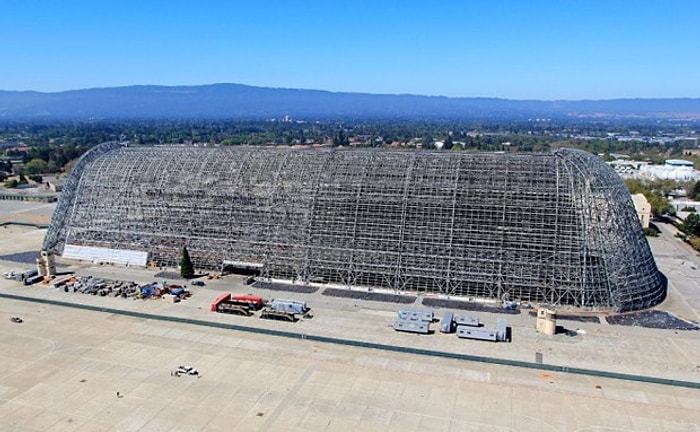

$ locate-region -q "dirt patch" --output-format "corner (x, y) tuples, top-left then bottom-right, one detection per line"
(527, 311), (600, 323)
(422, 298), (520, 314)
(253, 281), (319, 294)
(322, 288), (416, 304)
(606, 310), (698, 330)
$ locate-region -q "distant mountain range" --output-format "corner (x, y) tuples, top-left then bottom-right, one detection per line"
(1, 83), (699, 120)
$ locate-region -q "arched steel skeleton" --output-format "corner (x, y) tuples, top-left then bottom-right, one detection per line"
(44, 145), (666, 311)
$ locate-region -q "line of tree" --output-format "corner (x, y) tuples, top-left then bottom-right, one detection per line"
(2, 119), (699, 179)
(2, 118), (698, 153)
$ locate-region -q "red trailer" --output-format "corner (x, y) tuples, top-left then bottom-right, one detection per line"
(211, 293), (232, 312)
(211, 293), (265, 316)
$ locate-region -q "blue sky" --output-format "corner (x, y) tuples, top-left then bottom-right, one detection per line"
(2, 1), (699, 99)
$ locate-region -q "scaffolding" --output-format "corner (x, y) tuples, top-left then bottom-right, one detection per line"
(44, 145), (666, 311)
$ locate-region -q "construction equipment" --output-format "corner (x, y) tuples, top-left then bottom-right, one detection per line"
(456, 318), (509, 342)
(4, 268), (38, 282)
(23, 274), (44, 286)
(456, 326), (499, 341)
(454, 314), (480, 328)
(170, 285), (192, 300)
(260, 299), (311, 322)
(440, 311), (481, 334)
(397, 309), (434, 322)
(211, 293), (264, 317)
(440, 312), (455, 333)
(231, 294), (264, 309)
(394, 308), (435, 334)
(139, 284), (157, 299)
(47, 274), (75, 289)
(210, 294), (309, 321)
(394, 318), (430, 334)
(23, 269), (38, 280)
(211, 293), (231, 311)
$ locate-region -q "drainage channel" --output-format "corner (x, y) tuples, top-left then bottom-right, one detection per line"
(2, 291), (699, 390)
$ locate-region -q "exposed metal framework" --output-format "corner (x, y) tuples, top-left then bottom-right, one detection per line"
(45, 145), (666, 311)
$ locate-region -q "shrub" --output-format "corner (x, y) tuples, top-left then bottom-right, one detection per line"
(24, 158), (48, 175)
(682, 213), (700, 237)
(689, 236), (700, 251)
(643, 227), (659, 237)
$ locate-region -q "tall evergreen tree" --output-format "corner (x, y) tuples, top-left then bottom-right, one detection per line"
(443, 134), (454, 150)
(332, 129), (349, 147)
(180, 246), (194, 279)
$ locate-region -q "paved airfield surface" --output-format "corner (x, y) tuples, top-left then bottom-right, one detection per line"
(1, 297), (700, 432)
(0, 203), (699, 430)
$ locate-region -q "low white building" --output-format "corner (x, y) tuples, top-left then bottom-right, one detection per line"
(609, 159), (649, 178)
(665, 159), (694, 168)
(638, 159), (700, 181)
(610, 158), (700, 181)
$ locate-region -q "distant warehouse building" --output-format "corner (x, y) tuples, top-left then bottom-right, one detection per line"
(44, 143), (666, 311)
(638, 158), (700, 181)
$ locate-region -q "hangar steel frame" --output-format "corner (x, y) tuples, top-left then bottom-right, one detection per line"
(44, 144), (666, 311)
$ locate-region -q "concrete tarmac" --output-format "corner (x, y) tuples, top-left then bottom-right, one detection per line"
(1, 295), (699, 432)
(0, 215), (699, 430)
